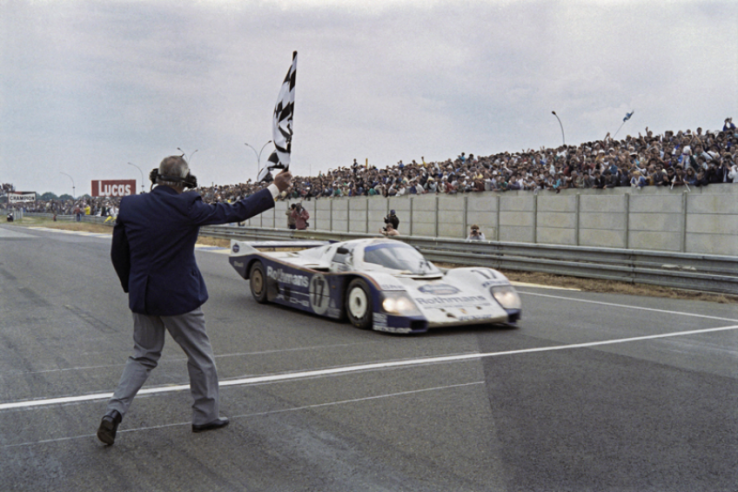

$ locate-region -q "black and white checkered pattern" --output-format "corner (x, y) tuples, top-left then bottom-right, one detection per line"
(259, 51), (297, 183)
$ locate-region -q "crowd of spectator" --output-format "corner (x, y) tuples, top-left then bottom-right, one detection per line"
(196, 121), (738, 203)
(4, 121), (737, 216)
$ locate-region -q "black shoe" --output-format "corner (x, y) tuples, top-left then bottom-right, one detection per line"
(192, 417), (229, 433)
(97, 410), (122, 446)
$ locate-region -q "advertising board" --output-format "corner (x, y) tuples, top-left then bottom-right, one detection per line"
(91, 180), (136, 197)
(8, 192), (36, 203)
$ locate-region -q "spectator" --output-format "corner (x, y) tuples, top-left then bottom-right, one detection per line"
(729, 160), (738, 183)
(286, 204), (297, 230)
(630, 171), (647, 188)
(466, 225), (486, 241)
(684, 167), (698, 186)
(291, 202), (309, 230)
(384, 209), (399, 230)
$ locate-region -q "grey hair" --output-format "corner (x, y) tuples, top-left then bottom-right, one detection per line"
(157, 156), (189, 187)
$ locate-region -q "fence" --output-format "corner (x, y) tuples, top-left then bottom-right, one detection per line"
(243, 184), (738, 257)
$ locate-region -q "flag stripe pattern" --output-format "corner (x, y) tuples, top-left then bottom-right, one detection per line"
(259, 51), (297, 182)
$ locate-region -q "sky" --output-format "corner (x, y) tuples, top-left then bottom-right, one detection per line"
(1, 0), (736, 197)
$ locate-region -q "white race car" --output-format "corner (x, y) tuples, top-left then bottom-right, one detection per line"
(229, 238), (521, 334)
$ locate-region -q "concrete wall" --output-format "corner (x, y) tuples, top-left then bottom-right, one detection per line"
(269, 184), (738, 256)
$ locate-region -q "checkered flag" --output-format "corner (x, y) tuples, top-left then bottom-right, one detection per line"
(259, 51), (297, 183)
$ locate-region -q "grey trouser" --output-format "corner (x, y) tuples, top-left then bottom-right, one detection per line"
(105, 307), (220, 425)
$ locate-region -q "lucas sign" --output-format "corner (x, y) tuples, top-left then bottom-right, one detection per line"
(91, 180), (136, 197)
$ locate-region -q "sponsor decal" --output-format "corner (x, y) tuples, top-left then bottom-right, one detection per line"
(290, 297), (310, 308)
(233, 261), (244, 268)
(378, 282), (405, 291)
(481, 280), (506, 288)
(457, 314), (496, 322)
(233, 244), (240, 253)
(418, 284), (460, 296)
(374, 325), (413, 334)
(415, 295), (487, 306)
(373, 313), (388, 330)
(267, 265), (309, 288)
(275, 292), (309, 308)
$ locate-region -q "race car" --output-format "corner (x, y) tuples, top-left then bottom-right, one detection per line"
(228, 238), (521, 334)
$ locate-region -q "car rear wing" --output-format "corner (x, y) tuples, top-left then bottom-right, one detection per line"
(229, 240), (329, 256)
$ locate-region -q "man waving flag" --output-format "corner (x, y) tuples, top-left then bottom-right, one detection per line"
(259, 51), (298, 183)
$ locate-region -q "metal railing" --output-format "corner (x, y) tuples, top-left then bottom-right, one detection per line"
(17, 214), (738, 295)
(199, 225), (738, 296)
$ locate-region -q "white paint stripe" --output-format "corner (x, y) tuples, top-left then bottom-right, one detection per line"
(519, 291), (738, 323)
(2, 324), (736, 412)
(510, 281), (580, 291)
(28, 227), (111, 237)
(6, 341), (373, 376)
(0, 382), (483, 448)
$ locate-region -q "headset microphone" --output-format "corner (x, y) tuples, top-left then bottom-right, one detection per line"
(149, 169), (198, 190)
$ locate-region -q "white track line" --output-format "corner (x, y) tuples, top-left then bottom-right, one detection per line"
(511, 281), (579, 291)
(2, 341), (373, 376)
(519, 291), (738, 323)
(0, 382), (483, 448)
(2, 324), (736, 412)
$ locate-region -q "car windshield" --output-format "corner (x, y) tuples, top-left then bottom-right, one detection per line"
(362, 242), (439, 275)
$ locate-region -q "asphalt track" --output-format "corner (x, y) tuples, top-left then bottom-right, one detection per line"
(0, 224), (736, 491)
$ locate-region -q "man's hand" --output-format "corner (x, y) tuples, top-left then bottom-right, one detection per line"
(273, 171), (293, 193)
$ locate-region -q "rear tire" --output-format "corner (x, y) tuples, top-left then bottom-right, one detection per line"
(346, 278), (373, 330)
(250, 261), (268, 304)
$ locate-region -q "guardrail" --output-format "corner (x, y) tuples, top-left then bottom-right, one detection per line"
(200, 225), (738, 296)
(17, 214), (738, 295)
(12, 212), (114, 226)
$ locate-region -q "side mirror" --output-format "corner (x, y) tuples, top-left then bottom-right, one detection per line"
(336, 247), (350, 255)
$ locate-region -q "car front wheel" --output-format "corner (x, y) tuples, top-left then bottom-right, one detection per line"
(346, 278), (373, 330)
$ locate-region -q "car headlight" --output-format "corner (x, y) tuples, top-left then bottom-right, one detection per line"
(381, 292), (421, 316)
(491, 285), (521, 310)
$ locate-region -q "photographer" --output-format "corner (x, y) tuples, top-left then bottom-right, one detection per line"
(466, 224), (486, 241)
(291, 202), (309, 230)
(97, 155), (292, 445)
(384, 209), (399, 230)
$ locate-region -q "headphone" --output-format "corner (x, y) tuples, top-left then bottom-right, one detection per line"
(149, 168), (198, 190)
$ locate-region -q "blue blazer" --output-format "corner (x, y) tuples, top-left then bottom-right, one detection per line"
(111, 186), (274, 316)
